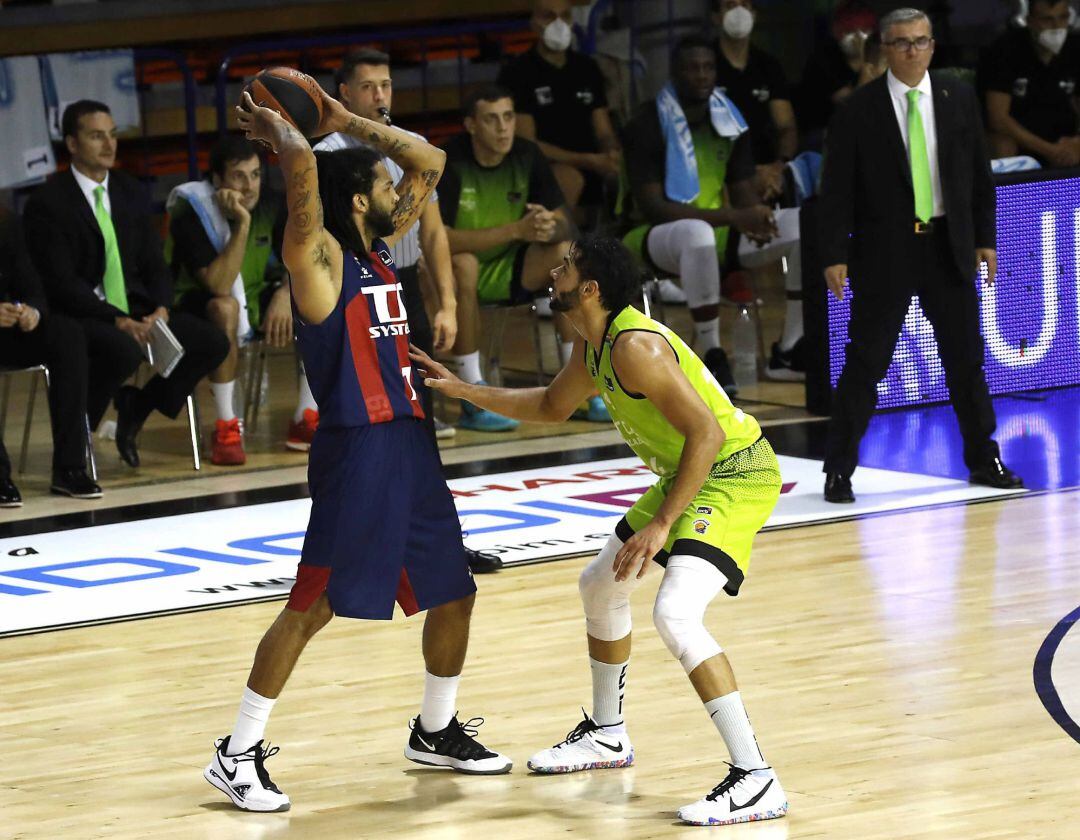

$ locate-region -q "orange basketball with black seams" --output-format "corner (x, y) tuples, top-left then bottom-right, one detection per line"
(243, 67), (324, 136)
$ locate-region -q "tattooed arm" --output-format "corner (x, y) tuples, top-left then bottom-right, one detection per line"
(314, 88), (446, 248)
(237, 91), (341, 325)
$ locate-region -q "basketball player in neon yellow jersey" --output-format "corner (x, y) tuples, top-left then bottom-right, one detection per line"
(410, 235), (787, 826)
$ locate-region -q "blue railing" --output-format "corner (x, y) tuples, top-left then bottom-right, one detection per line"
(133, 47), (199, 182)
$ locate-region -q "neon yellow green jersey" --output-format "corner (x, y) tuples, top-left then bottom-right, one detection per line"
(586, 305), (761, 477)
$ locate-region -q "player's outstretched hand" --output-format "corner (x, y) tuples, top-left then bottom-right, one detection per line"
(409, 345), (465, 397)
(236, 91), (287, 152)
(612, 520), (669, 582)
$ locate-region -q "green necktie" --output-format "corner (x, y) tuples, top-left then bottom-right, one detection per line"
(93, 184), (128, 313)
(906, 89), (933, 223)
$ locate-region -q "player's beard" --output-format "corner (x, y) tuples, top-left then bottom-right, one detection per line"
(549, 285), (581, 313)
(367, 204), (396, 239)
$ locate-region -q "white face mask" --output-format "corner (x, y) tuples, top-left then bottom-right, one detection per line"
(542, 18), (573, 52)
(839, 30), (867, 59)
(1037, 27), (1068, 55)
(722, 6), (754, 40)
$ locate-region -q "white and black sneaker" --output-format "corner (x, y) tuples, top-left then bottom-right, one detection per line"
(677, 763), (787, 826)
(527, 711), (634, 774)
(764, 338), (806, 382)
(405, 715), (512, 774)
(203, 736), (290, 812)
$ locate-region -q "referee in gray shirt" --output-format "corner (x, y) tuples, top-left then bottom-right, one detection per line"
(317, 48), (502, 573)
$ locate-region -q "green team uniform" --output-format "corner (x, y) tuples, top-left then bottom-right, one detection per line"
(587, 305), (781, 595)
(167, 196), (283, 329)
(619, 99), (755, 268)
(440, 134), (565, 303)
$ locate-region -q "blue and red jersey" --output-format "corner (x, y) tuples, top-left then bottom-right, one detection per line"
(293, 239), (425, 428)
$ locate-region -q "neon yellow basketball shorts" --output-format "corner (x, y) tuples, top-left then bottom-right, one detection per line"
(619, 437), (781, 596)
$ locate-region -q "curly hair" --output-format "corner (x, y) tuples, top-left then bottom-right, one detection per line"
(572, 235), (647, 315)
(313, 146), (382, 254)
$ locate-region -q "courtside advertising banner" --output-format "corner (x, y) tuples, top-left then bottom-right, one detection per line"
(0, 455), (1021, 635)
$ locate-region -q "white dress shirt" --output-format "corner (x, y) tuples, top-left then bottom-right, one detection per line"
(71, 164), (111, 216)
(885, 70), (945, 219)
(70, 165), (111, 300)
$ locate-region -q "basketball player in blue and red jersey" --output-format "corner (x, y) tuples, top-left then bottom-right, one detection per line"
(202, 84), (512, 813)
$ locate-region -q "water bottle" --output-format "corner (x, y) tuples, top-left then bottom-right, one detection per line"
(732, 305), (757, 389)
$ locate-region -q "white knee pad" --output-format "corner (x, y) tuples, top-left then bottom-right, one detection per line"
(652, 555), (726, 673)
(646, 220), (721, 310)
(578, 534), (643, 641)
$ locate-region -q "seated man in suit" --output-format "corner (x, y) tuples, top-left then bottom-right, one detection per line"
(168, 135), (298, 466)
(0, 207), (100, 504)
(23, 100), (229, 468)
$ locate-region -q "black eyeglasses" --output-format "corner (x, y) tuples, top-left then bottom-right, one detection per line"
(884, 36), (934, 52)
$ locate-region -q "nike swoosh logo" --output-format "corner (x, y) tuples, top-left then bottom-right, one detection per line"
(416, 734), (436, 751)
(218, 756), (238, 782)
(730, 778), (773, 812)
(594, 739), (623, 752)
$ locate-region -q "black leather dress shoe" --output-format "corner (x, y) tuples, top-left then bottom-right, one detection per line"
(824, 472), (855, 503)
(465, 546), (503, 574)
(50, 469), (103, 499)
(969, 457), (1023, 489)
(114, 385), (143, 468)
(0, 477), (22, 507)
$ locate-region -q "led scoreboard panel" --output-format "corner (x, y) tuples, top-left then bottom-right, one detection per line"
(826, 174), (1080, 409)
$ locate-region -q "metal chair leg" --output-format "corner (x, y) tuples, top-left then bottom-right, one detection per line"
(0, 375), (11, 437)
(485, 308), (510, 387)
(18, 372), (39, 474)
(85, 414), (98, 482)
(186, 395), (201, 471)
(249, 344), (267, 433)
(530, 305), (545, 385)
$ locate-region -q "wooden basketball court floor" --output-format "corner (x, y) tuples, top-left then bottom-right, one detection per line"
(2, 305), (1079, 839)
(3, 464), (1078, 838)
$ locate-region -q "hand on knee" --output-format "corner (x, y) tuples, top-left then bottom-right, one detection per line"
(579, 540), (636, 641)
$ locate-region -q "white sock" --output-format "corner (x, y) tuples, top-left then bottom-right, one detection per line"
(293, 366), (317, 423)
(420, 672), (459, 733)
(780, 297), (803, 351)
(210, 380), (236, 422)
(558, 340), (575, 367)
(230, 686), (276, 754)
(704, 691), (766, 771)
(590, 657), (628, 728)
(454, 352), (483, 385)
(694, 318), (721, 353)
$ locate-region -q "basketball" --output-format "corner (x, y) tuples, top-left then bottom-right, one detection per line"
(243, 67), (324, 136)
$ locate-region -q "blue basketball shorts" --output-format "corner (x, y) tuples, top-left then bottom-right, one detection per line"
(287, 418), (475, 619)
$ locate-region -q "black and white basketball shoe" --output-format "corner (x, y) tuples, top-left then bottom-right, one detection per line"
(404, 715), (513, 774)
(203, 736), (290, 812)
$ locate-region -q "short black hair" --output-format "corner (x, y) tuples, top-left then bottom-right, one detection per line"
(672, 32), (718, 67)
(462, 84), (514, 119)
(572, 235), (645, 315)
(334, 48), (391, 92)
(314, 145), (383, 254)
(209, 135), (260, 179)
(61, 100), (111, 142)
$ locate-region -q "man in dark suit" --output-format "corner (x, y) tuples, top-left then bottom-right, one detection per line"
(0, 207), (100, 504)
(818, 8), (1022, 503)
(23, 101), (229, 468)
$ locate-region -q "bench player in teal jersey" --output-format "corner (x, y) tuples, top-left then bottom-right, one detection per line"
(409, 235), (787, 826)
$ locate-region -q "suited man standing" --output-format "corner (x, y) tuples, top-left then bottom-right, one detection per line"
(818, 8), (1022, 503)
(24, 101), (229, 468)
